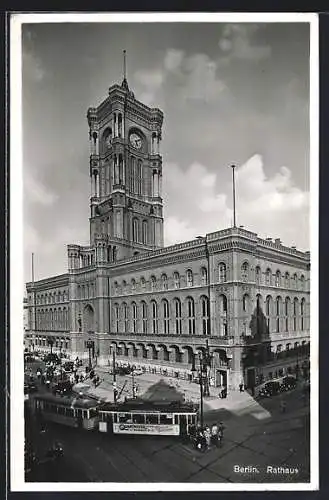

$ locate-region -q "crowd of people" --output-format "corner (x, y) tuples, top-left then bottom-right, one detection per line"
(188, 422), (225, 452)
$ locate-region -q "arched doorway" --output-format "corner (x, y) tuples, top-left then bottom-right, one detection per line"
(83, 304), (95, 333)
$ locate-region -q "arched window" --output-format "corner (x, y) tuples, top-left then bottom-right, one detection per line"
(151, 300), (158, 334)
(174, 298), (182, 335)
(114, 281), (118, 295)
(137, 160), (142, 194)
(301, 298), (305, 330)
(219, 294), (228, 337)
(140, 277), (146, 290)
(187, 297), (195, 335)
(118, 113), (122, 138)
(123, 303), (128, 333)
(219, 263), (227, 283)
(130, 156), (135, 192)
(293, 273), (298, 288)
(141, 301), (148, 334)
(132, 302), (137, 333)
(122, 280), (127, 294)
(241, 262), (249, 282)
(276, 297), (281, 333)
(266, 296), (272, 330)
(300, 275), (305, 290)
(293, 298), (298, 331)
(255, 266), (261, 285)
(285, 297), (290, 332)
(284, 272), (290, 288)
(173, 272), (180, 289)
(265, 268), (272, 286)
(133, 218), (139, 242)
(201, 267), (207, 286)
(150, 276), (156, 291)
(142, 220), (148, 244)
(201, 296), (210, 335)
(242, 294), (249, 313)
(275, 270), (281, 287)
(161, 274), (168, 290)
(186, 269), (193, 287)
(114, 303), (120, 333)
(163, 299), (170, 334)
(131, 279), (136, 292)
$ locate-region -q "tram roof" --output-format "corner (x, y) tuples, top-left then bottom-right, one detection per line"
(99, 398), (199, 413)
(35, 393), (99, 409)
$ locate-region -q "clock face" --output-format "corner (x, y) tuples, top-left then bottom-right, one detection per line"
(129, 132), (143, 150)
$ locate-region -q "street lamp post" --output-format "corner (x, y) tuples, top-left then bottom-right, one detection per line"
(191, 342), (212, 430)
(86, 340), (93, 370)
(131, 369), (135, 399)
(111, 347), (118, 404)
(48, 338), (54, 356)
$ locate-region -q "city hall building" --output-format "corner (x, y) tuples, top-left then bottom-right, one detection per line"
(25, 75), (310, 390)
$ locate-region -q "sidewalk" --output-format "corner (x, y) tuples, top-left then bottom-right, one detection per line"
(73, 364), (271, 421)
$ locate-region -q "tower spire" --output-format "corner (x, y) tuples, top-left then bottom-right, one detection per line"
(122, 49), (129, 90)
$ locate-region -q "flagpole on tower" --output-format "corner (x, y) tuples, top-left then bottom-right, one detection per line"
(31, 252), (35, 283)
(123, 49), (127, 81)
(231, 165), (237, 228)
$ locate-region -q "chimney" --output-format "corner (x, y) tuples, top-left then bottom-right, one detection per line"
(274, 238), (282, 245)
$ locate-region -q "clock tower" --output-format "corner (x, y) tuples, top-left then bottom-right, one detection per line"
(87, 59), (164, 262)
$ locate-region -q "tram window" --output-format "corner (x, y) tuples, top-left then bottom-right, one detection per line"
(118, 413), (133, 423)
(113, 413), (117, 423)
(132, 413), (145, 424)
(58, 406), (65, 415)
(89, 409), (98, 418)
(174, 415), (179, 425)
(75, 409), (82, 418)
(65, 408), (74, 417)
(145, 414), (159, 424)
(160, 414), (173, 425)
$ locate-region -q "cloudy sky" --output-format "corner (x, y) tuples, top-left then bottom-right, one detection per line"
(22, 20), (310, 283)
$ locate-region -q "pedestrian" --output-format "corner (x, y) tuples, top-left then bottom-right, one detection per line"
(218, 421), (225, 447)
(211, 422), (219, 446)
(239, 381), (244, 392)
(204, 426), (211, 449)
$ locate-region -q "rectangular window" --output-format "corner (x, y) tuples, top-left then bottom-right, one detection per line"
(159, 414), (173, 425)
(132, 413), (145, 424)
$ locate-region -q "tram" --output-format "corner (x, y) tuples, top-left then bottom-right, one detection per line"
(98, 399), (199, 437)
(33, 393), (99, 430)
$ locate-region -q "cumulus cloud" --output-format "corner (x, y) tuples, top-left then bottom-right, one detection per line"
(164, 154), (309, 250)
(180, 53), (226, 102)
(133, 48), (226, 106)
(218, 23), (271, 62)
(164, 49), (184, 72)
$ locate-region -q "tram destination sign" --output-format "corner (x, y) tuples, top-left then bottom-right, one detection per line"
(113, 423), (180, 436)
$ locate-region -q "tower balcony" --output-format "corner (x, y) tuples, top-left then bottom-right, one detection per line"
(151, 196), (163, 204)
(111, 136), (125, 146)
(149, 153), (162, 161)
(112, 183), (125, 192)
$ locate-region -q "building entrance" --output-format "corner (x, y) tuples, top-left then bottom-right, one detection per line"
(215, 369), (227, 388)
